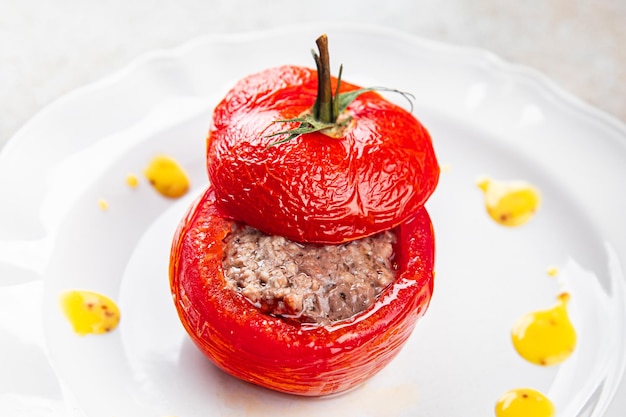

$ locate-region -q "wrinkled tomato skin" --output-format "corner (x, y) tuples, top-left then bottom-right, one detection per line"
(169, 187), (435, 396)
(207, 65), (440, 244)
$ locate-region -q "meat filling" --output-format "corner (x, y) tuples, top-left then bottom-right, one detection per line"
(222, 225), (397, 324)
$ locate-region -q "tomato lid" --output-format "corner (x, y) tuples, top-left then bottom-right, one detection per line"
(206, 38), (439, 243)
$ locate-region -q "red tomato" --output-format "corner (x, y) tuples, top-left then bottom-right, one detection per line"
(207, 65), (439, 244)
(170, 187), (435, 396)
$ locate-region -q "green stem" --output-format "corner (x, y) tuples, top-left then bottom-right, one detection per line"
(265, 35), (415, 147)
(313, 34), (335, 123)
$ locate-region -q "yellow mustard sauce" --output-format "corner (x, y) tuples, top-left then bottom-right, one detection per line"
(476, 176), (540, 226)
(511, 292), (576, 366)
(546, 265), (559, 277)
(97, 198), (109, 211)
(60, 290), (121, 336)
(144, 154), (190, 198)
(495, 388), (555, 417)
(125, 173), (140, 188)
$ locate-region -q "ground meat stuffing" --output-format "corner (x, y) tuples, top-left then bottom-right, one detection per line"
(222, 224), (397, 324)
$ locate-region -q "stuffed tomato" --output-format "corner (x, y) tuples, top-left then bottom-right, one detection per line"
(170, 187), (435, 396)
(169, 34), (439, 396)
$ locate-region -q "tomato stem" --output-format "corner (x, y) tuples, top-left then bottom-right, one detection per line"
(313, 34), (335, 123)
(265, 35), (416, 147)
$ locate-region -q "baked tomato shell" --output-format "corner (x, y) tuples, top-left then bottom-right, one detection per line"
(207, 65), (440, 244)
(169, 187), (435, 396)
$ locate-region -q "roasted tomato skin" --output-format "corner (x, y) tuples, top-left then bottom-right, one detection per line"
(207, 65), (440, 244)
(169, 187), (435, 396)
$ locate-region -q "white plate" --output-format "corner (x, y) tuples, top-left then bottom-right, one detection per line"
(1, 23), (626, 417)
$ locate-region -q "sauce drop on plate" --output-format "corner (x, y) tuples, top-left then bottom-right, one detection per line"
(60, 290), (121, 336)
(97, 198), (109, 211)
(495, 388), (555, 417)
(125, 173), (140, 188)
(476, 177), (540, 226)
(144, 154), (190, 198)
(546, 266), (559, 277)
(511, 292), (576, 366)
